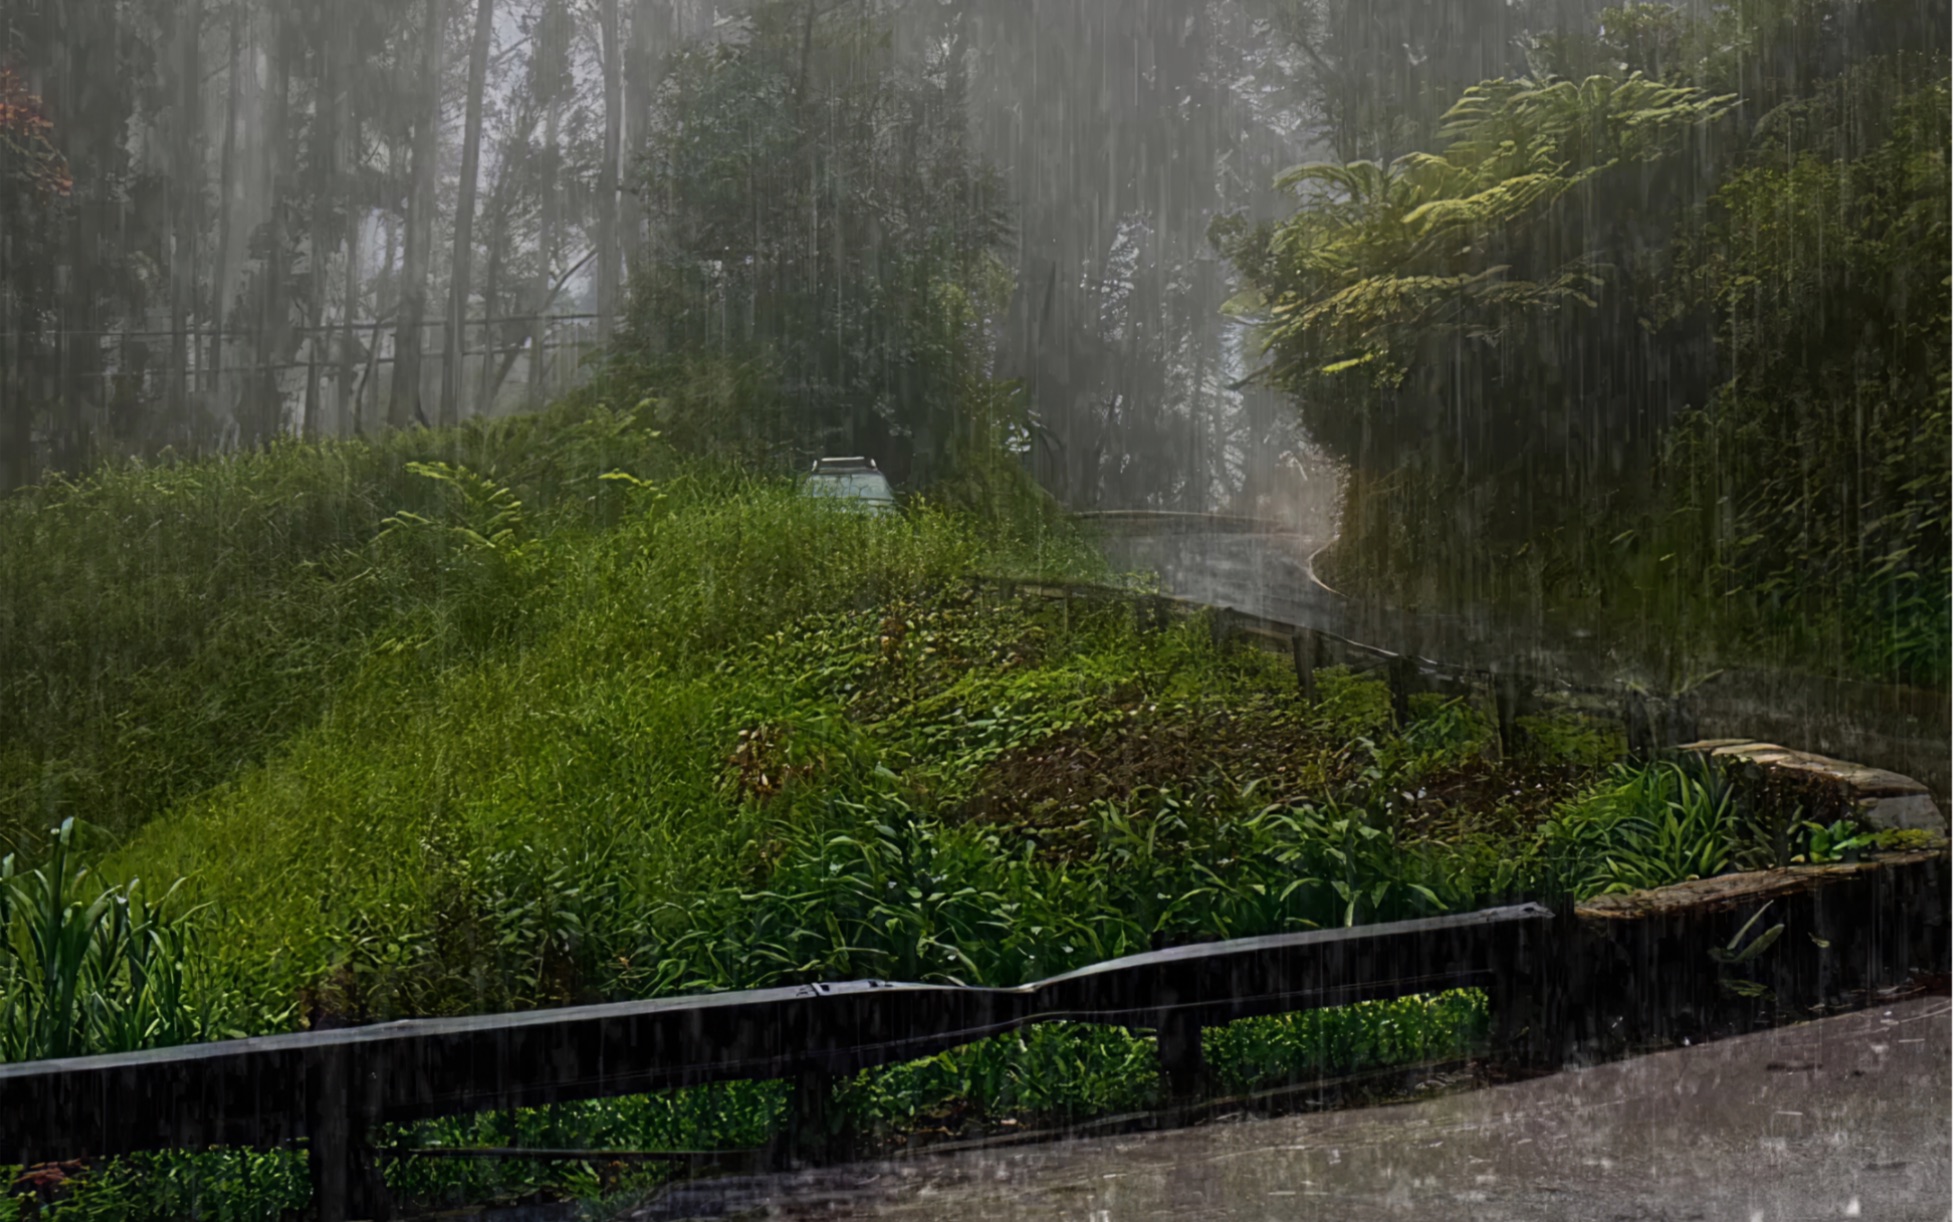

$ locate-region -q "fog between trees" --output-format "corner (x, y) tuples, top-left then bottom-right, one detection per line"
(1, 0), (1946, 681)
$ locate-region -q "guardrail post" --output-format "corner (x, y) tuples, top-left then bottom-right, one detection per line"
(1623, 691), (1655, 762)
(1488, 904), (1570, 1073)
(1292, 630), (1318, 701)
(1493, 670), (1525, 759)
(1624, 690), (1700, 762)
(1209, 607), (1234, 653)
(1155, 1012), (1207, 1102)
(779, 1063), (839, 1169)
(307, 1046), (392, 1222)
(1386, 654), (1417, 726)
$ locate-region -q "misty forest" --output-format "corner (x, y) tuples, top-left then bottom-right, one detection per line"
(0, 0), (1946, 1217)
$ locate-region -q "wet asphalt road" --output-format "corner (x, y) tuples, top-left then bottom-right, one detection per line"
(631, 998), (1951, 1222)
(1098, 532), (1345, 635)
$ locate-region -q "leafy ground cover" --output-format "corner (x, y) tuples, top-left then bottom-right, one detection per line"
(0, 409), (1917, 1218)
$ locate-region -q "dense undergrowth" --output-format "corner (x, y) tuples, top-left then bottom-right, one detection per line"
(0, 407), (1911, 1218)
(1232, 52), (1951, 689)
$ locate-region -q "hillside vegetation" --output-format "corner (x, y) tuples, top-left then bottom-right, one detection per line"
(1221, 30), (1950, 687)
(1, 409), (1933, 1218)
(0, 403), (1907, 1035)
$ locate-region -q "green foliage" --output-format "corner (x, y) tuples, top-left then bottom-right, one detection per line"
(616, 0), (1012, 488)
(1646, 68), (1952, 684)
(840, 989), (1492, 1137)
(1513, 64), (1953, 687)
(1227, 7), (1950, 686)
(0, 407), (1864, 1217)
(1707, 899), (1787, 1003)
(0, 819), (213, 1062)
(378, 1081), (788, 1211)
(1204, 990), (1489, 1093)
(0, 400), (675, 857)
(1537, 1), (1947, 104)
(70, 507), (1553, 1030)
(841, 1022), (1164, 1134)
(1872, 827), (1948, 853)
(1538, 760), (1739, 895)
(1371, 695), (1499, 781)
(1251, 0), (1532, 163)
(1797, 819), (1877, 865)
(612, 787), (1491, 1000)
(1514, 713), (1628, 769)
(1218, 66), (1737, 615)
(2, 1149), (308, 1222)
(1221, 70), (1732, 416)
(1304, 666), (1396, 740)
(1529, 756), (1873, 893)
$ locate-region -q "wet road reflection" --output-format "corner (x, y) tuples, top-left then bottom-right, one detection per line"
(1098, 532), (1344, 636)
(632, 998), (1950, 1221)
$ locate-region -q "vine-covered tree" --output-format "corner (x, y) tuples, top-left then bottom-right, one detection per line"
(615, 0), (1010, 486)
(1217, 70), (1737, 619)
(1225, 0), (1950, 682)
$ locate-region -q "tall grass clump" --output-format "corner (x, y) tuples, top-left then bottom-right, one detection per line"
(0, 819), (217, 1062)
(1537, 760), (1741, 896)
(65, 440), (1090, 1023)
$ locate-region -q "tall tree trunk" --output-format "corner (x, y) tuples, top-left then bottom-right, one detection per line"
(440, 0), (496, 427)
(595, 0), (622, 337)
(379, 144), (400, 310)
(332, 15), (365, 441)
(302, 20), (343, 441)
(337, 213), (363, 438)
(1, 323), (24, 491)
(207, 6), (244, 406)
(167, 0), (203, 444)
(370, 167), (398, 434)
(477, 189), (510, 412)
(621, 0), (668, 274)
(249, 22), (295, 448)
(529, 0), (567, 408)
(390, 0), (447, 429)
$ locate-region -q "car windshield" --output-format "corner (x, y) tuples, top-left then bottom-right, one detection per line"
(803, 471), (894, 503)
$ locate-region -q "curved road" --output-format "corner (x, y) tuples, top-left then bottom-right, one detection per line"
(1096, 527), (1346, 635)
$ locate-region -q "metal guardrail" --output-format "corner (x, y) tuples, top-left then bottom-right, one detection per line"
(984, 549), (1952, 804)
(977, 575), (1589, 756)
(0, 905), (1553, 1218)
(9, 841), (1940, 1220)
